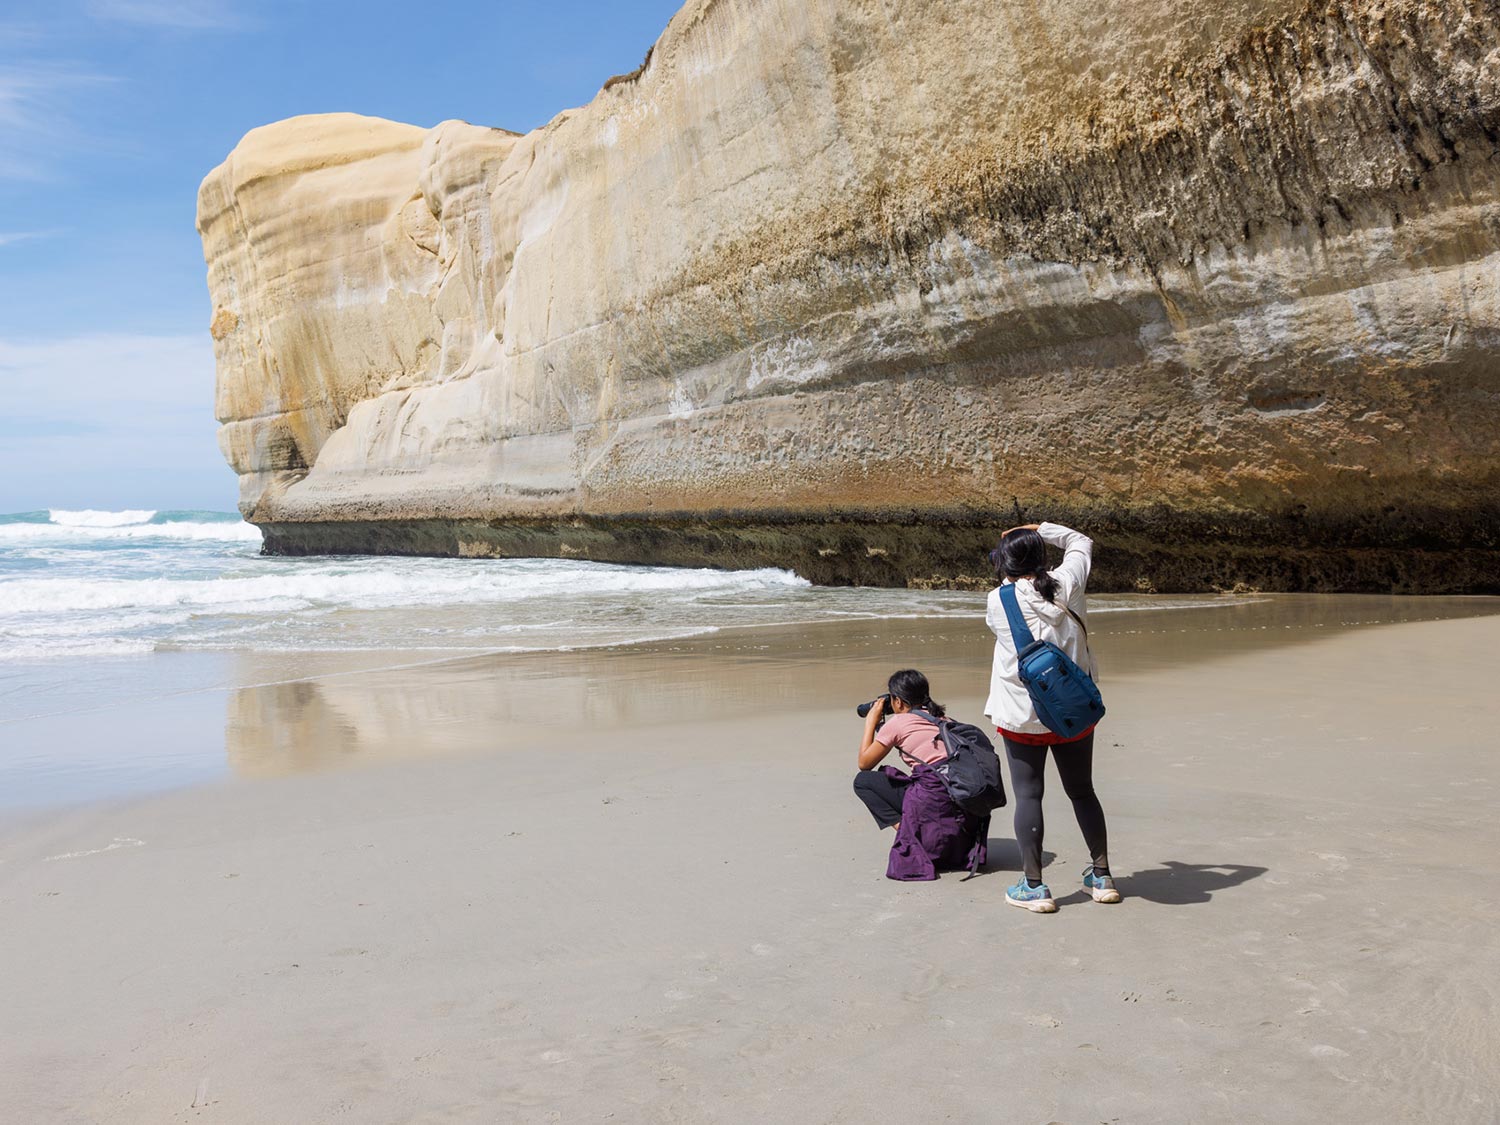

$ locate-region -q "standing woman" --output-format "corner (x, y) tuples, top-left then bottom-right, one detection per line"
(985, 522), (1120, 913)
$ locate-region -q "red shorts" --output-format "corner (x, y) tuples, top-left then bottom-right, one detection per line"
(997, 723), (1097, 747)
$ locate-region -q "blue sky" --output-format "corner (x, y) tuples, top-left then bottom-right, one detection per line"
(0, 0), (681, 513)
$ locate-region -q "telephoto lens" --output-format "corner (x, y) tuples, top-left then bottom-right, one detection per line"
(855, 694), (892, 718)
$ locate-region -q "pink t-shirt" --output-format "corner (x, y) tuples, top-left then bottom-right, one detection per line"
(875, 712), (947, 769)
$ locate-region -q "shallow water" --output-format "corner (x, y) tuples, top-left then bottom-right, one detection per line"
(4, 582), (1497, 812)
(0, 506), (1228, 726)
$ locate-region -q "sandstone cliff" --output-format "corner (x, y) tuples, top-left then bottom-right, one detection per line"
(198, 0), (1500, 590)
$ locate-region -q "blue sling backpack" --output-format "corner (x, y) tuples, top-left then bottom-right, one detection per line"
(998, 583), (1105, 737)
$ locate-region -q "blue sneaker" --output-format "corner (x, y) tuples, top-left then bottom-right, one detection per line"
(1083, 865), (1121, 903)
(1006, 877), (1057, 913)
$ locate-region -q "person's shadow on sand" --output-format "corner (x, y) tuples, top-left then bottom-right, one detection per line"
(975, 847), (1264, 905)
(1102, 861), (1268, 906)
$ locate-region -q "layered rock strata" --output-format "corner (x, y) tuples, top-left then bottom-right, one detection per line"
(199, 0), (1500, 591)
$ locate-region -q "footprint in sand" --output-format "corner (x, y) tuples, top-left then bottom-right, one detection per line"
(855, 910), (903, 936)
(43, 837), (144, 862)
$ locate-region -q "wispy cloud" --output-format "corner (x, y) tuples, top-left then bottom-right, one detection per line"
(0, 63), (91, 128)
(0, 416), (101, 438)
(0, 229), (61, 247)
(0, 63), (111, 180)
(0, 23), (48, 50)
(87, 1), (248, 31)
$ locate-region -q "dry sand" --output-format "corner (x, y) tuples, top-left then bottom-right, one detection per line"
(2, 600), (1498, 1123)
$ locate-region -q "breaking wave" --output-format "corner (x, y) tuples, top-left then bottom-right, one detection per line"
(1, 509), (262, 543)
(48, 508), (158, 527)
(0, 511), (820, 661)
(1, 558), (809, 617)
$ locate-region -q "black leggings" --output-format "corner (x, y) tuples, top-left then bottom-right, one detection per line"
(1003, 733), (1108, 883)
(853, 770), (906, 829)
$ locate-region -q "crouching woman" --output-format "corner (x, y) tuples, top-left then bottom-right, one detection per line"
(852, 669), (988, 880)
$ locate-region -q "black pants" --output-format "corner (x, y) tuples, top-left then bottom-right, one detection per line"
(1003, 733), (1108, 883)
(853, 769), (906, 829)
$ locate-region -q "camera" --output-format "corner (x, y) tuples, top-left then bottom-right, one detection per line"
(856, 693), (893, 719)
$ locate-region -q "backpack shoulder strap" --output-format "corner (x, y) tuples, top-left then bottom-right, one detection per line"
(1064, 605), (1089, 637)
(997, 583), (1035, 651)
(910, 709), (949, 759)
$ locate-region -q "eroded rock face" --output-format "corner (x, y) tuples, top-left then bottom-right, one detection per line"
(198, 0), (1500, 590)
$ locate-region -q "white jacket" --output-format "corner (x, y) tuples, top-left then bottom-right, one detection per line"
(983, 522), (1098, 735)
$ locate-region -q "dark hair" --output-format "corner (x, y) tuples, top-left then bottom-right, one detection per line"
(887, 668), (945, 718)
(991, 528), (1058, 603)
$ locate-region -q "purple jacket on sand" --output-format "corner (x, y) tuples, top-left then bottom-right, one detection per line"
(881, 763), (989, 881)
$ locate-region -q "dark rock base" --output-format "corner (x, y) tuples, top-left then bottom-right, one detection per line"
(256, 505), (1500, 595)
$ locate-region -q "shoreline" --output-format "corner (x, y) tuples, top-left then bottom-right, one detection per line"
(2, 608), (1498, 1121)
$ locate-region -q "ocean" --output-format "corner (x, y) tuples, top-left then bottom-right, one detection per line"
(0, 508), (1005, 670)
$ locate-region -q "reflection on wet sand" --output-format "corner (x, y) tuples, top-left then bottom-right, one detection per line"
(224, 632), (911, 777)
(226, 679), (365, 777)
(224, 594), (1500, 780)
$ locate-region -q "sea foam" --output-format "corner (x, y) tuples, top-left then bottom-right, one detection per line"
(1, 559), (808, 616)
(1, 515), (262, 543)
(0, 516), (820, 662)
(48, 509), (158, 527)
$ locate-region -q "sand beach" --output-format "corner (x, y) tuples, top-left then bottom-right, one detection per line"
(3, 596), (1499, 1123)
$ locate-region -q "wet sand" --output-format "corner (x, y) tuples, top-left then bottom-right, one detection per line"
(4, 593), (1496, 805)
(2, 599), (1499, 1122)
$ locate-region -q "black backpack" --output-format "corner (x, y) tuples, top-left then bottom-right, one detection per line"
(912, 710), (1007, 815)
